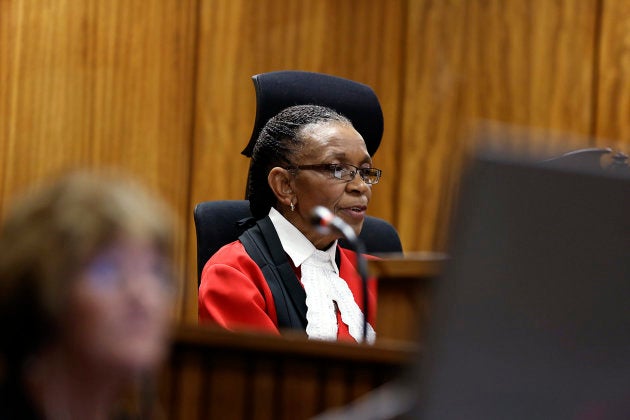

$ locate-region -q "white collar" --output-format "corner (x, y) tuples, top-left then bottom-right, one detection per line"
(268, 207), (338, 273)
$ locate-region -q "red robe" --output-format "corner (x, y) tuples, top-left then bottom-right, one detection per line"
(198, 240), (377, 342)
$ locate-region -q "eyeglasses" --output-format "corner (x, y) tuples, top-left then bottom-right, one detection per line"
(287, 163), (382, 185)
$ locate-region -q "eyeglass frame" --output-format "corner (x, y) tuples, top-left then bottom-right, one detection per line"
(285, 163), (382, 185)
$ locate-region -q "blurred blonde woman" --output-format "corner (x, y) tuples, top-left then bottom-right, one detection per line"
(0, 171), (177, 419)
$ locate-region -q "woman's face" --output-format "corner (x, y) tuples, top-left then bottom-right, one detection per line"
(63, 238), (174, 375)
(289, 121), (374, 249)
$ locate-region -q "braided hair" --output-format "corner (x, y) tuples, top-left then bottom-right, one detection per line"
(247, 104), (351, 219)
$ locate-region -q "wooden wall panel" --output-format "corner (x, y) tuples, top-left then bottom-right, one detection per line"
(186, 0), (406, 323)
(397, 0), (599, 252)
(594, 0), (630, 151)
(4, 0), (630, 323)
(0, 0), (198, 318)
(190, 0), (405, 215)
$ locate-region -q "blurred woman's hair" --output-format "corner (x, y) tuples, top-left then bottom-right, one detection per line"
(247, 104), (352, 219)
(0, 170), (175, 372)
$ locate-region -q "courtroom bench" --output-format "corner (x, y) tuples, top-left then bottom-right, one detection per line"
(158, 325), (418, 420)
(371, 252), (446, 343)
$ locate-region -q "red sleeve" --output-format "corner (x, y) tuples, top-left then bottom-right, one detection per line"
(198, 241), (280, 335)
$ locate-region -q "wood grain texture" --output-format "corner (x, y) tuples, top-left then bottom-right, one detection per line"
(0, 0), (198, 318)
(159, 326), (414, 420)
(4, 0), (630, 324)
(190, 0), (405, 213)
(397, 0), (599, 252)
(594, 0), (630, 152)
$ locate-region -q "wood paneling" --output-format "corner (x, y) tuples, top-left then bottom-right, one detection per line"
(397, 0), (600, 252)
(190, 0), (405, 213)
(0, 0), (198, 317)
(370, 255), (444, 343)
(3, 0), (630, 323)
(594, 0), (630, 149)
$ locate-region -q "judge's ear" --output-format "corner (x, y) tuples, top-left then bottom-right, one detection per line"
(268, 167), (294, 206)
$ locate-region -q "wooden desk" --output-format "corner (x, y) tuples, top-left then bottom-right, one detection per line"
(370, 253), (447, 343)
(159, 325), (417, 420)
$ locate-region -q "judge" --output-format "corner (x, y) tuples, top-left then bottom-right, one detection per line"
(198, 104), (381, 343)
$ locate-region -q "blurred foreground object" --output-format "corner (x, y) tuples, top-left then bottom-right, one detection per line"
(410, 151), (630, 419)
(543, 146), (629, 173)
(0, 170), (177, 419)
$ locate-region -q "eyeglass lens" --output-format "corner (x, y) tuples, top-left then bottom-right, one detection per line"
(334, 164), (380, 184)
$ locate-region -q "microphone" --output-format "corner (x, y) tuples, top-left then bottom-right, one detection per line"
(310, 206), (370, 343)
(310, 206), (359, 245)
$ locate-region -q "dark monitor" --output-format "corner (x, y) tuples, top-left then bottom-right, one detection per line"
(411, 153), (630, 419)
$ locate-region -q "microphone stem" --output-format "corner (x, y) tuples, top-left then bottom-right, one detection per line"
(337, 223), (369, 342)
(354, 241), (368, 343)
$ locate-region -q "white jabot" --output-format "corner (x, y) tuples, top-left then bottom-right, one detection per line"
(301, 249), (375, 344)
(267, 207), (375, 343)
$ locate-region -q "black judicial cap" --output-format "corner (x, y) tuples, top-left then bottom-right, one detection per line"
(241, 70), (384, 158)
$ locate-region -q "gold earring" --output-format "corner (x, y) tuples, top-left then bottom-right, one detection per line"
(290, 201), (295, 212)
